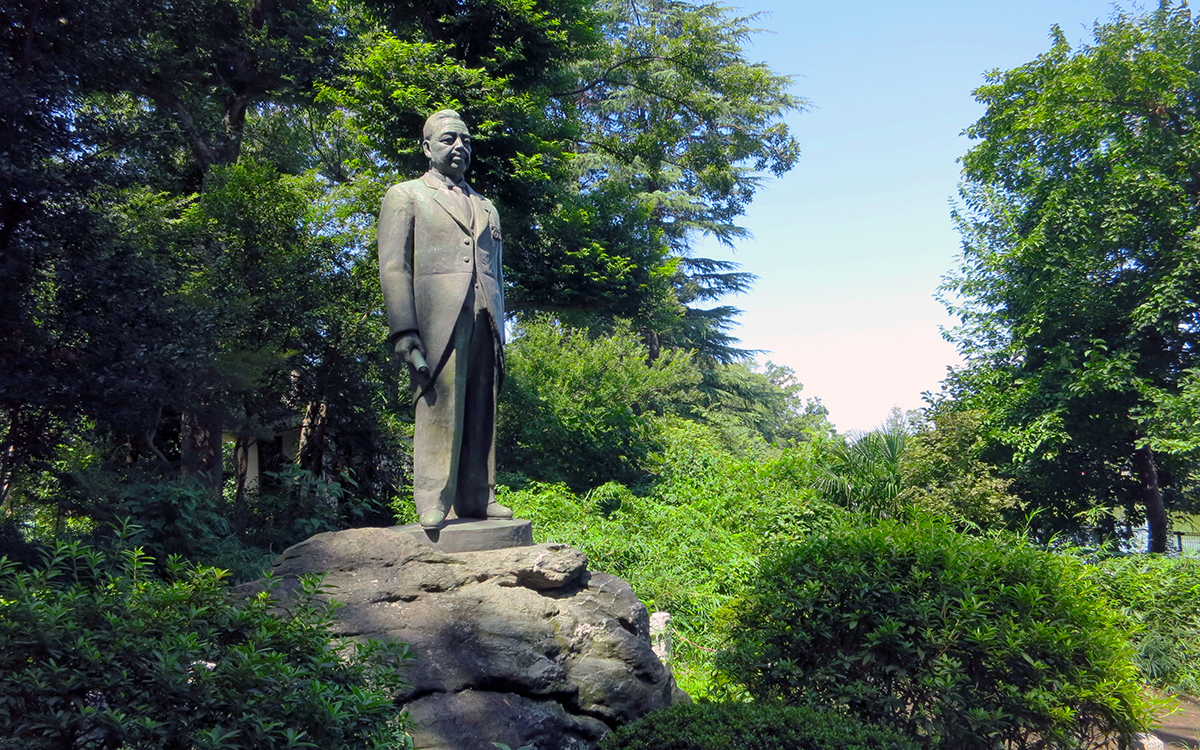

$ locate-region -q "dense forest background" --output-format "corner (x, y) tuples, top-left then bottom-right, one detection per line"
(0, 0), (813, 549)
(7, 0), (1200, 747)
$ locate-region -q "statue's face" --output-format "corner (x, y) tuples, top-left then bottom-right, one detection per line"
(423, 119), (471, 181)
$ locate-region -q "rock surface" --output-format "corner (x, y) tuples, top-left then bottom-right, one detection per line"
(255, 526), (685, 750)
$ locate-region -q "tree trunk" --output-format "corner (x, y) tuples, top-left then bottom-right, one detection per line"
(233, 434), (250, 502)
(0, 442), (14, 518)
(296, 402), (326, 475)
(0, 407), (22, 518)
(1132, 443), (1168, 554)
(644, 328), (661, 362)
(180, 410), (223, 490)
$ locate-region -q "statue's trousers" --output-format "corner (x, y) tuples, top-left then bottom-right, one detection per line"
(412, 291), (497, 520)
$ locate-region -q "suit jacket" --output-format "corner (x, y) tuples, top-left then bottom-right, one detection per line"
(378, 171), (505, 376)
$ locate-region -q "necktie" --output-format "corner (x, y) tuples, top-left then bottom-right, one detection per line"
(448, 182), (471, 223)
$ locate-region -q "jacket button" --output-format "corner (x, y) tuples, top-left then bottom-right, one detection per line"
(462, 238), (470, 245)
(462, 256), (470, 263)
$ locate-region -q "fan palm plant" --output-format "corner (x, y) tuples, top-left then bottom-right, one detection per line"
(815, 425), (908, 518)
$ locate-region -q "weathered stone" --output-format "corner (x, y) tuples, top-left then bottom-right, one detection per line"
(397, 518), (535, 553)
(649, 612), (672, 666)
(249, 526), (685, 750)
(404, 690), (608, 750)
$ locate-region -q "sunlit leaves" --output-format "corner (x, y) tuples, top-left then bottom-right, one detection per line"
(721, 519), (1152, 749)
(0, 539), (412, 749)
(944, 3), (1200, 538)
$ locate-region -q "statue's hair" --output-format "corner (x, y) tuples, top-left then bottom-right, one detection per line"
(423, 109), (467, 141)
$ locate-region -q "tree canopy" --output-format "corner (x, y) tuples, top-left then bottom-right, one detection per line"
(1, 0), (803, 559)
(945, 2), (1200, 550)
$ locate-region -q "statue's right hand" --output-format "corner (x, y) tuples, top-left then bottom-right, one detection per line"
(393, 332), (426, 360)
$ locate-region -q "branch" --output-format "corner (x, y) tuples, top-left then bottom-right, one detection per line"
(144, 413), (169, 465)
(215, 93), (253, 166)
(505, 299), (607, 314)
(575, 138), (690, 177)
(550, 54), (678, 98)
(138, 85), (217, 173)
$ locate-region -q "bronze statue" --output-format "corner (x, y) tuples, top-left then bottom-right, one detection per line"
(378, 110), (512, 530)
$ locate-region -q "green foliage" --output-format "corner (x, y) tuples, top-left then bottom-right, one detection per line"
(900, 407), (1021, 528)
(945, 2), (1200, 548)
(562, 0), (804, 359)
(720, 518), (1151, 750)
(498, 320), (836, 495)
(104, 477), (270, 580)
(21, 452), (385, 583)
(599, 702), (919, 750)
(327, 0), (801, 354)
(691, 361), (833, 448)
(503, 477), (757, 664)
(498, 317), (699, 489)
(1093, 554), (1200, 694)
(501, 416), (847, 695)
(321, 1), (676, 329)
(575, 0), (801, 250)
(4, 0), (806, 537)
(813, 425), (908, 519)
(0, 536), (411, 749)
(3, 0), (801, 538)
(810, 409), (1014, 526)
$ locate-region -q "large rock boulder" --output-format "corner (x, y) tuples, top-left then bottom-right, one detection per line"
(255, 526), (685, 750)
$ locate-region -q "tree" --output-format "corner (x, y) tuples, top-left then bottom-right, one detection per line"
(0, 0), (213, 510)
(0, 0), (348, 497)
(899, 406), (1020, 528)
(945, 3), (1200, 551)
(3, 0), (803, 552)
(327, 0), (801, 355)
(686, 361), (832, 448)
(1, 0), (413, 526)
(560, 0), (802, 358)
(814, 424), (908, 519)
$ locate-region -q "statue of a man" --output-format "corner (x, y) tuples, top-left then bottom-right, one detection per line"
(378, 109), (511, 530)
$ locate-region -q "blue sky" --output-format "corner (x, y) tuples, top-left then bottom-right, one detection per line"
(695, 0), (1139, 432)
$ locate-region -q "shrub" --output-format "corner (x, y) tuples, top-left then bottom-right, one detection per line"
(497, 317), (698, 490)
(500, 417), (848, 695)
(1093, 553), (1200, 693)
(0, 537), (411, 750)
(719, 518), (1151, 749)
(599, 702), (919, 750)
(502, 479), (759, 694)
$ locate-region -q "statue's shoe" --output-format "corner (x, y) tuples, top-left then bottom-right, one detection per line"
(485, 500), (513, 519)
(419, 509), (446, 530)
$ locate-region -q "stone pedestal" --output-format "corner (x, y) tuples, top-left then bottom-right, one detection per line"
(394, 518), (533, 553)
(248, 527), (687, 750)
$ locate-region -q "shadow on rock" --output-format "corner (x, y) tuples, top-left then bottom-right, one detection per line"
(238, 526), (688, 750)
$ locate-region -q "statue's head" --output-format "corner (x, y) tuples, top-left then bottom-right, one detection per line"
(422, 109), (471, 181)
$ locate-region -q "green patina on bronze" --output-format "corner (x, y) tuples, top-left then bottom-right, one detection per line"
(378, 110), (512, 530)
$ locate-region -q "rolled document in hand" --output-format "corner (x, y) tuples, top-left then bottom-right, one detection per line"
(408, 348), (431, 382)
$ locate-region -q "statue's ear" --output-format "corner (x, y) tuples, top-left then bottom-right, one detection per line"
(421, 139), (432, 160)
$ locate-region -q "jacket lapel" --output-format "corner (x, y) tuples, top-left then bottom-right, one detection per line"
(466, 185), (491, 241)
(420, 172), (471, 233)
